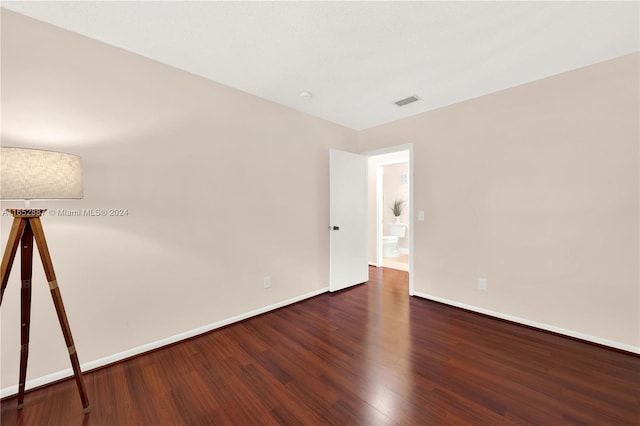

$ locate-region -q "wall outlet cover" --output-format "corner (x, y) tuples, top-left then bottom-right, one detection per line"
(478, 278), (487, 291)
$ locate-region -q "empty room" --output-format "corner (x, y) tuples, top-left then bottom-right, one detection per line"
(1, 2), (638, 425)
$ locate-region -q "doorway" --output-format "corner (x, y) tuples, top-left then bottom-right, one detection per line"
(364, 144), (414, 295)
(378, 159), (410, 271)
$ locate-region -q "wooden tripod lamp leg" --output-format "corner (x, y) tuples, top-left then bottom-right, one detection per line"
(1, 217), (26, 304)
(17, 220), (34, 409)
(1, 217), (30, 409)
(29, 217), (91, 413)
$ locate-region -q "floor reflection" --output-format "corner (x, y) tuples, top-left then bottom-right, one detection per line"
(364, 267), (411, 420)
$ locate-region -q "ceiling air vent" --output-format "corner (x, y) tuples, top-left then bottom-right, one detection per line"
(394, 95), (421, 107)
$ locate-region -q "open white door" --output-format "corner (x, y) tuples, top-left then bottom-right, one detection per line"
(329, 149), (368, 292)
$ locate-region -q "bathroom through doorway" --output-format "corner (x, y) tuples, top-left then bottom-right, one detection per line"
(365, 145), (414, 294)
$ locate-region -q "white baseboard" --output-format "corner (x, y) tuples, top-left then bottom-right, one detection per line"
(413, 291), (640, 355)
(1, 287), (329, 398)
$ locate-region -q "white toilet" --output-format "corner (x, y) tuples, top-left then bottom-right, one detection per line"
(383, 223), (407, 258)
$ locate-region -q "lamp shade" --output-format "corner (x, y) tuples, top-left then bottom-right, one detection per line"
(0, 147), (83, 200)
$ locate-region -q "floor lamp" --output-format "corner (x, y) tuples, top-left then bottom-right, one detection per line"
(0, 147), (90, 414)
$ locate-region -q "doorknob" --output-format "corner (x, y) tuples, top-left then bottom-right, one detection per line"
(328, 226), (340, 231)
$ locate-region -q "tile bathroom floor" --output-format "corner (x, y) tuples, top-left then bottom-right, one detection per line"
(382, 253), (408, 271)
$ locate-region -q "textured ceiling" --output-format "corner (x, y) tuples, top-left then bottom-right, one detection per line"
(2, 1), (638, 130)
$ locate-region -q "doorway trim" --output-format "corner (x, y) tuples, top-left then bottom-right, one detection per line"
(362, 143), (415, 296)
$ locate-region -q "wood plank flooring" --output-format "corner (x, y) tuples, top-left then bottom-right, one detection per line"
(2, 266), (639, 425)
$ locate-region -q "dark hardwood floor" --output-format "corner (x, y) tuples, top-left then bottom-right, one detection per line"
(2, 266), (639, 425)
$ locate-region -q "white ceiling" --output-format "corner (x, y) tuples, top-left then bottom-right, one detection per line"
(3, 1), (638, 130)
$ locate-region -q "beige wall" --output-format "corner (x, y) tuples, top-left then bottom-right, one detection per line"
(0, 10), (357, 389)
(358, 53), (640, 350)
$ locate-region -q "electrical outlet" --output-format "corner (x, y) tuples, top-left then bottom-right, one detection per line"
(264, 276), (271, 289)
(478, 278), (487, 291)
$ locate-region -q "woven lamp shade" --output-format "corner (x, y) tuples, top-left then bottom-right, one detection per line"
(0, 147), (83, 200)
